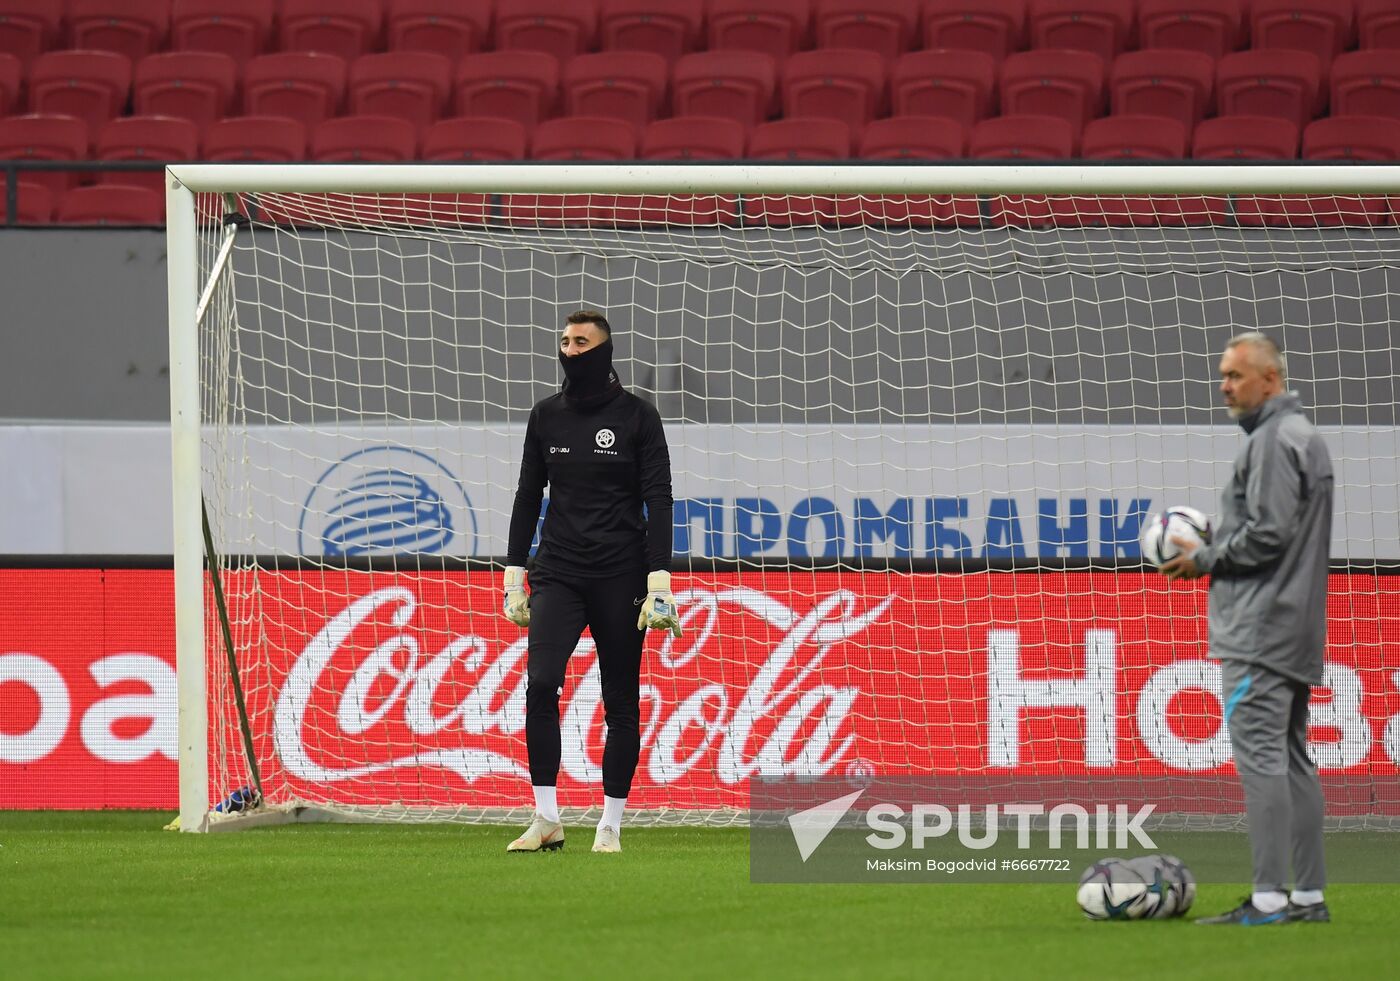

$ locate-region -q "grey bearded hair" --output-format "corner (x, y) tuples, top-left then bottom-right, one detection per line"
(1226, 331), (1287, 382)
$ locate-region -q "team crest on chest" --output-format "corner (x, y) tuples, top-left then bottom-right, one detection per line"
(594, 428), (619, 456)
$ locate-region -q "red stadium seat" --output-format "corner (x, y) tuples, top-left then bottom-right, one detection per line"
(1028, 0), (1132, 63)
(530, 114), (637, 159)
(29, 51), (134, 135)
(673, 50), (777, 130)
(171, 0), (275, 64)
(999, 49), (1105, 141)
(891, 49), (997, 127)
(748, 115), (849, 156)
(921, 0), (1027, 61)
(312, 115), (418, 161)
(0, 113), (90, 156)
(387, 0), (492, 59)
(134, 52), (238, 130)
(782, 48), (886, 139)
(1193, 113), (1299, 157)
(96, 114), (200, 191)
(244, 52), (348, 130)
(859, 114), (965, 157)
(745, 117), (851, 225)
(1235, 116), (1400, 227)
(563, 51), (668, 131)
(455, 51), (560, 132)
(0, 113), (88, 193)
(1251, 0), (1355, 75)
(1235, 194), (1394, 227)
(969, 113), (1070, 231)
(0, 179), (53, 223)
(1358, 0), (1400, 48)
(1082, 114), (1188, 158)
(628, 115), (743, 225)
(69, 0), (171, 63)
(1138, 0), (1246, 57)
(516, 113), (636, 226)
(495, 0), (599, 61)
(422, 115), (528, 159)
(1305, 115), (1400, 159)
(1052, 116), (1195, 227)
(203, 114), (308, 160)
(1331, 49), (1400, 119)
(1216, 49), (1322, 129)
(1110, 49), (1216, 131)
(0, 52), (19, 115)
(600, 0), (704, 59)
(969, 113), (1073, 157)
(854, 115), (973, 225)
(0, 1), (63, 69)
(57, 183), (163, 224)
(404, 141), (511, 254)
(642, 116), (746, 158)
(708, 0), (813, 60)
(814, 0), (919, 60)
(349, 52), (453, 131)
(280, 0), (384, 61)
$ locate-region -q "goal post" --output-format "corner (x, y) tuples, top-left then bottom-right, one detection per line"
(167, 163), (1400, 834)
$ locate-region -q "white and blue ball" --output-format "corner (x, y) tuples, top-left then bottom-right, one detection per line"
(1076, 857), (1155, 921)
(1126, 856), (1174, 918)
(1155, 853), (1197, 917)
(1141, 506), (1213, 567)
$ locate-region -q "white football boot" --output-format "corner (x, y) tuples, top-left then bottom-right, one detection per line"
(592, 825), (621, 853)
(506, 813), (565, 852)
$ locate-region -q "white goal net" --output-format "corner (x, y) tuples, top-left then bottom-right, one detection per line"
(169, 165), (1400, 832)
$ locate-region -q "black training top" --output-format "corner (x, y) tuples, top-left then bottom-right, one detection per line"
(506, 389), (674, 576)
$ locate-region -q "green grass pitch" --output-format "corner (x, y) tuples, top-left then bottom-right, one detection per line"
(2, 812), (1395, 980)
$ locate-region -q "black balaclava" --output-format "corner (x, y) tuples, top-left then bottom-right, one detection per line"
(559, 336), (623, 410)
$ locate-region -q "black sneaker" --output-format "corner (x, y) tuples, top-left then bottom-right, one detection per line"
(1285, 901), (1331, 923)
(1195, 898), (1290, 925)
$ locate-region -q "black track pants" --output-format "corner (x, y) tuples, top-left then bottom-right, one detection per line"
(525, 567), (646, 800)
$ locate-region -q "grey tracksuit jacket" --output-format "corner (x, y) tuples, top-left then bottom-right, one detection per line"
(1192, 393), (1334, 686)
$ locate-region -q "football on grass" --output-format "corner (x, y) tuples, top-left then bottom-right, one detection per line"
(1155, 854), (1197, 917)
(1076, 858), (1154, 920)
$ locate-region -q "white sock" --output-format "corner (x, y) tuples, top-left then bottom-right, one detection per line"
(532, 786), (559, 824)
(1252, 890), (1288, 913)
(599, 795), (626, 831)
(1290, 889), (1324, 907)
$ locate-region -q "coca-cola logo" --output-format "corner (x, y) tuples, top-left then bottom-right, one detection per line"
(8, 568), (1399, 813)
(271, 585), (895, 791)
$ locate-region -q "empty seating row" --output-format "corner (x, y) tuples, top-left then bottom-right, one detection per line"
(5, 110), (1396, 176)
(4, 44), (1399, 147)
(3, 1), (1400, 69)
(0, 181), (165, 223)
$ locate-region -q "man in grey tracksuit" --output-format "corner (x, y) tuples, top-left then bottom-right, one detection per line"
(1161, 332), (1333, 926)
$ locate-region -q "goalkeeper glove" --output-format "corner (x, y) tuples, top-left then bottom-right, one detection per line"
(502, 565), (530, 627)
(636, 570), (682, 638)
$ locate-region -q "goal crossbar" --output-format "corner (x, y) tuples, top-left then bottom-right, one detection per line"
(166, 163), (1400, 196)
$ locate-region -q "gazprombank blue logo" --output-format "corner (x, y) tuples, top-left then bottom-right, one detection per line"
(298, 446), (478, 556)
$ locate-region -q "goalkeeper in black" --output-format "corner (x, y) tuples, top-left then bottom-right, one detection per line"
(502, 309), (680, 855)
